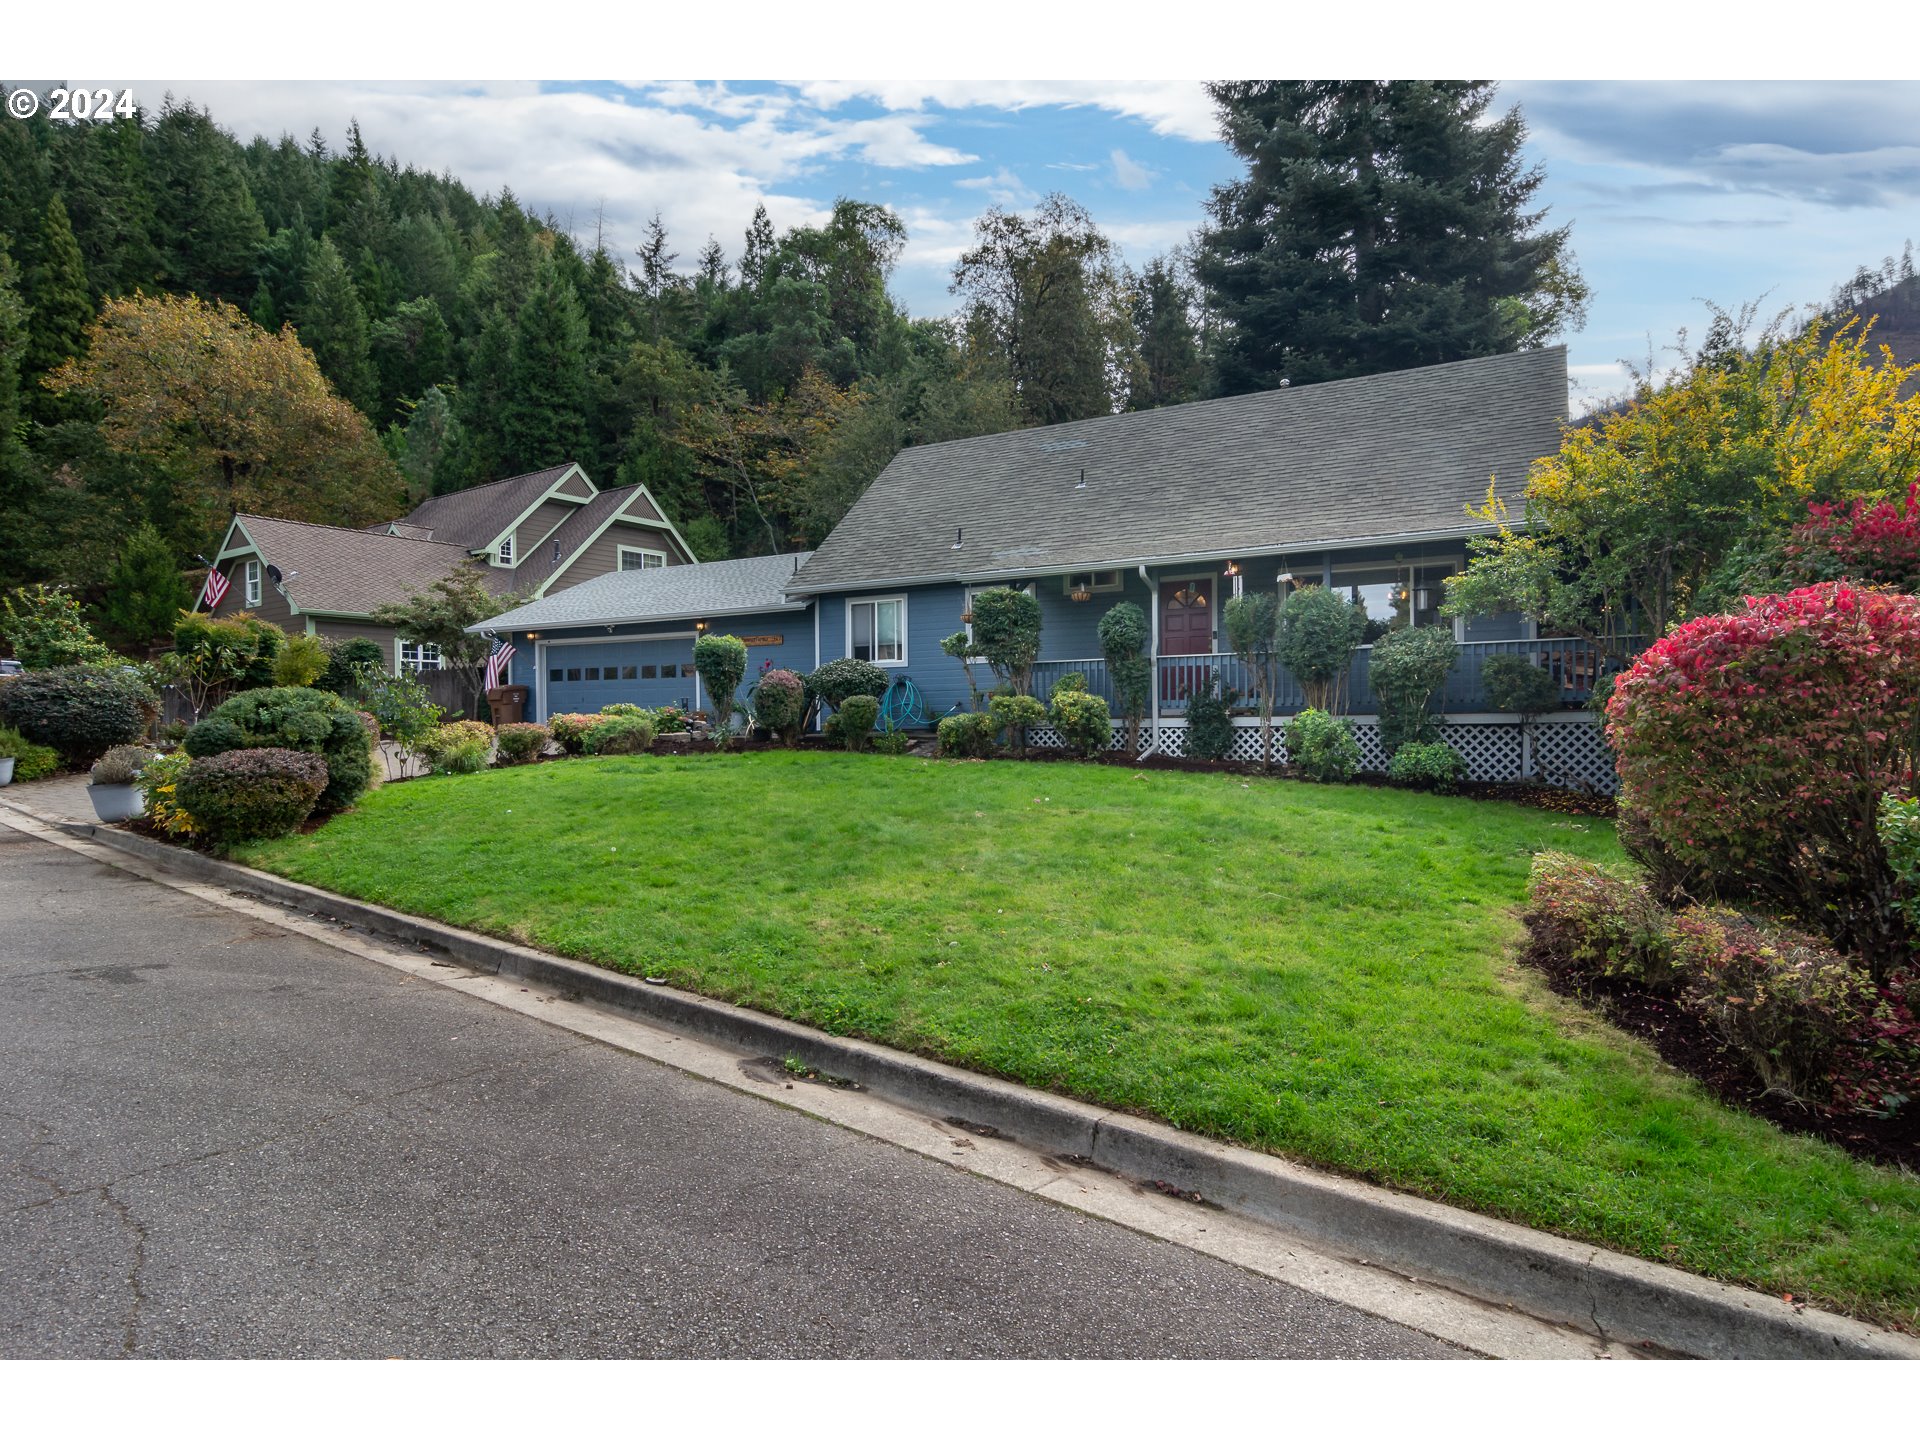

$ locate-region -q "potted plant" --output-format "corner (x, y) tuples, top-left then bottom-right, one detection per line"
(88, 744), (156, 822)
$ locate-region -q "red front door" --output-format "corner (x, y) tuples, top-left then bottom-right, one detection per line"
(1160, 579), (1215, 704)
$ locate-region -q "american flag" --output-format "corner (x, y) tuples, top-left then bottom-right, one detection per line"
(199, 567), (230, 610)
(484, 636), (516, 690)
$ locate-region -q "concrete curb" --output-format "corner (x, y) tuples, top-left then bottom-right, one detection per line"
(10, 797), (1917, 1360)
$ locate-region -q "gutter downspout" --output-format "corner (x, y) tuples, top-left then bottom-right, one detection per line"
(1135, 563), (1162, 759)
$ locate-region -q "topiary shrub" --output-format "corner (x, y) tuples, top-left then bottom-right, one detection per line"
(176, 747), (329, 846)
(1671, 906), (1879, 1104)
(1277, 585), (1366, 712)
(1388, 739), (1465, 794)
(693, 634), (749, 736)
(938, 710), (997, 759)
(1607, 582), (1920, 978)
(1050, 688), (1112, 758)
(1285, 707), (1359, 782)
(1483, 655), (1564, 718)
(837, 694), (880, 751)
(418, 719), (495, 770)
(0, 664), (159, 767)
(545, 713), (599, 755)
(989, 692), (1047, 756)
(136, 750), (195, 837)
(0, 725), (62, 781)
(583, 714), (657, 755)
(1183, 683), (1235, 761)
(1524, 852), (1681, 992)
(806, 658), (890, 711)
(319, 636), (385, 695)
(753, 668), (808, 742)
(183, 686), (371, 814)
(969, 587), (1043, 695)
(272, 632), (330, 688)
(90, 744), (156, 787)
(495, 722), (550, 765)
(1098, 601), (1151, 754)
(1370, 624), (1458, 754)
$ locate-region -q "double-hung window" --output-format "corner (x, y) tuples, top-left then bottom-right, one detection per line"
(244, 559), (262, 607)
(848, 596), (906, 666)
(399, 638), (443, 673)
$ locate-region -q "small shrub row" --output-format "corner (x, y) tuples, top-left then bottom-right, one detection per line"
(184, 686), (371, 814)
(175, 748), (329, 846)
(494, 723), (550, 765)
(583, 714), (657, 755)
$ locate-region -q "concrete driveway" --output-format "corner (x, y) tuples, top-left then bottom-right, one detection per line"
(0, 825), (1462, 1358)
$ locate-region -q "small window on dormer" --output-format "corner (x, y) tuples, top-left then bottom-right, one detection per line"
(499, 536), (514, 565)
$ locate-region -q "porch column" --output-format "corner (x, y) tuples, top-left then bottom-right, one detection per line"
(1140, 564), (1159, 742)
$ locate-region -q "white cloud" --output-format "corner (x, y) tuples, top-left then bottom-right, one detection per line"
(788, 80), (1218, 143)
(1109, 148), (1154, 191)
(954, 167), (1038, 207)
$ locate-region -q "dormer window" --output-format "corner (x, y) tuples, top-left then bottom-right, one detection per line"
(244, 559), (262, 607)
(498, 536), (514, 566)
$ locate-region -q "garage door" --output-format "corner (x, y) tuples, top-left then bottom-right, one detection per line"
(545, 638), (698, 717)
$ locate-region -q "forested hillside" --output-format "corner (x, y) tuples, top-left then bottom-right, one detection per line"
(0, 82), (1587, 610)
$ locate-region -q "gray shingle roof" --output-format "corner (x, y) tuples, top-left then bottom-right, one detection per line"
(789, 347), (1567, 593)
(399, 462), (582, 549)
(471, 552), (815, 633)
(235, 514), (504, 616)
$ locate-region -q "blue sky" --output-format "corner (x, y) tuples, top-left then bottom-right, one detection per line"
(134, 78), (1920, 412)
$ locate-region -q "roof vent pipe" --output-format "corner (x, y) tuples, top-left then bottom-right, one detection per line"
(952, 527), (963, 550)
(1076, 468), (1086, 490)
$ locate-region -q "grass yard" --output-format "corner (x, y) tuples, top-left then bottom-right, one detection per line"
(241, 750), (1920, 1328)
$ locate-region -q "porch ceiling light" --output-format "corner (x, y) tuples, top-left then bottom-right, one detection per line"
(1069, 585), (1092, 602)
(1222, 560), (1241, 577)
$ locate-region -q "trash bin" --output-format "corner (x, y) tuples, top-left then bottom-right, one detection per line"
(487, 684), (529, 726)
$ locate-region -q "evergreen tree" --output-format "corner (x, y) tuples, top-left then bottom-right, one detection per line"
(1125, 255), (1206, 409)
(147, 99), (267, 300)
(697, 236), (728, 287)
(296, 234), (379, 411)
(396, 384), (464, 501)
(739, 204), (775, 287)
(370, 295), (454, 421)
(454, 307), (516, 480)
(1194, 81), (1589, 392)
(0, 239), (60, 590)
(500, 260), (591, 470)
(56, 115), (161, 298)
(97, 521), (191, 650)
(23, 195), (92, 390)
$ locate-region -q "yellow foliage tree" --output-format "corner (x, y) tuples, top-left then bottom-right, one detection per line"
(1446, 311), (1920, 650)
(46, 293), (403, 549)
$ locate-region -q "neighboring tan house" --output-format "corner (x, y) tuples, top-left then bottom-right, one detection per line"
(204, 462), (697, 674)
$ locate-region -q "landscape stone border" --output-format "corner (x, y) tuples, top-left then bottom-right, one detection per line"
(8, 796), (1915, 1360)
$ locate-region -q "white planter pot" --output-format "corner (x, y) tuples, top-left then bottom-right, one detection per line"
(0, 757), (13, 786)
(88, 782), (144, 824)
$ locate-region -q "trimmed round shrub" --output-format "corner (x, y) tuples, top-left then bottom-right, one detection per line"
(0, 664), (159, 767)
(1183, 683), (1235, 761)
(1050, 688), (1112, 758)
(583, 714), (657, 755)
(183, 686), (371, 814)
(1671, 907), (1877, 1105)
(545, 713), (598, 755)
(1285, 707), (1359, 782)
(1524, 852), (1680, 992)
(1277, 585), (1366, 711)
(988, 692), (1047, 755)
(1607, 583), (1920, 977)
(0, 725), (61, 781)
(1482, 655), (1564, 718)
(693, 634), (749, 726)
(176, 747), (328, 845)
(1388, 739), (1465, 794)
(806, 658), (890, 710)
(90, 744), (156, 786)
(836, 694), (879, 751)
(495, 722), (550, 765)
(1370, 624), (1457, 754)
(753, 668), (808, 741)
(937, 710), (997, 758)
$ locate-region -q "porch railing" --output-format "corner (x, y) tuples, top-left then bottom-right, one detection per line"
(1030, 657), (1115, 706)
(1144, 636), (1637, 715)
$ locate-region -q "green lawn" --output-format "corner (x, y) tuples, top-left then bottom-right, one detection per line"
(240, 751), (1920, 1328)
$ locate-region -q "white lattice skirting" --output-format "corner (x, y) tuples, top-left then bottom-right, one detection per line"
(1030, 713), (1618, 793)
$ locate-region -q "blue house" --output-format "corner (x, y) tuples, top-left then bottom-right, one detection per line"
(477, 346), (1626, 788)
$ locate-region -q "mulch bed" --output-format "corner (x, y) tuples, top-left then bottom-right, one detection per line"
(1521, 942), (1920, 1169)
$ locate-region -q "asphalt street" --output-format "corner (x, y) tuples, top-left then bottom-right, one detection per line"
(0, 826), (1461, 1358)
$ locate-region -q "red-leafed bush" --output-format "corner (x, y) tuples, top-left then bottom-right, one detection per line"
(1780, 482), (1920, 592)
(1607, 583), (1920, 976)
(1524, 852), (1680, 991)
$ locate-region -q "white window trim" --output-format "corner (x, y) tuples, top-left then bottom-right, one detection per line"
(497, 535), (515, 566)
(398, 637), (443, 673)
(243, 559), (262, 607)
(963, 583), (1034, 655)
(617, 544), (669, 571)
(846, 594), (908, 668)
(1062, 570), (1122, 595)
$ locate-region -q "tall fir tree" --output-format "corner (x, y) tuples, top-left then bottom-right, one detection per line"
(1195, 81), (1588, 392)
(1124, 255), (1207, 410)
(499, 260), (591, 471)
(147, 99), (267, 301)
(296, 234), (379, 412)
(739, 204), (775, 287)
(97, 521), (191, 650)
(23, 195), (92, 390)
